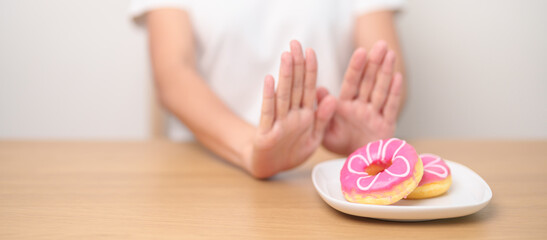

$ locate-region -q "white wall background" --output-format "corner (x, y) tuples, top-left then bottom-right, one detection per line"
(396, 0), (547, 139)
(0, 0), (151, 139)
(0, 0), (546, 140)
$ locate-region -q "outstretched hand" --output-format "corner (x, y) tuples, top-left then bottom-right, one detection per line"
(244, 41), (336, 179)
(319, 41), (404, 155)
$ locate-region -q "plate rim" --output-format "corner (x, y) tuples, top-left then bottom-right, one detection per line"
(312, 158), (493, 220)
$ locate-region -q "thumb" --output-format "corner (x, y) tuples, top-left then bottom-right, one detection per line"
(316, 86), (329, 105)
(313, 94), (336, 139)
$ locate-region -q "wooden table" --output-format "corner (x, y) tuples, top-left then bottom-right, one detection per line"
(1, 140), (546, 239)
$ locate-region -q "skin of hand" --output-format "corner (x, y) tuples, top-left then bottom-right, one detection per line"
(245, 41), (336, 179)
(318, 41), (404, 155)
(148, 8), (402, 178)
(147, 11), (334, 179)
(355, 10), (406, 101)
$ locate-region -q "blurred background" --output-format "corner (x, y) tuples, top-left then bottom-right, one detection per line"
(0, 0), (546, 140)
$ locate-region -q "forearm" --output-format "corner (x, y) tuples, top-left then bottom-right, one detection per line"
(355, 10), (406, 103)
(146, 9), (255, 172)
(155, 67), (255, 171)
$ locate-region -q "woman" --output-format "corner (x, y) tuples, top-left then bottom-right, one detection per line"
(130, 0), (406, 178)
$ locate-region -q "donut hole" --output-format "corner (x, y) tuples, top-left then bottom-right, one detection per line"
(365, 161), (393, 175)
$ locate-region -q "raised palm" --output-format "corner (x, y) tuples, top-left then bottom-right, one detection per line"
(320, 41), (404, 155)
(246, 41), (336, 178)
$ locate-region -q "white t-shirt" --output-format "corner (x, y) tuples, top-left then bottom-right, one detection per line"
(130, 0), (403, 141)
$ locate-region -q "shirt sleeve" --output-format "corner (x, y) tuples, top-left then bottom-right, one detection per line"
(353, 0), (405, 16)
(129, 0), (191, 22)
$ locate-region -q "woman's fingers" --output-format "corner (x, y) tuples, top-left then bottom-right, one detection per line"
(383, 72), (403, 124)
(313, 95), (336, 139)
(290, 40), (305, 109)
(302, 48), (318, 109)
(339, 48), (367, 100)
(258, 75), (276, 133)
(371, 50), (396, 110)
(316, 86), (329, 104)
(276, 52), (294, 119)
(357, 41), (388, 103)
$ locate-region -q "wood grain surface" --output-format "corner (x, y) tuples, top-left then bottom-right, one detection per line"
(1, 140), (546, 239)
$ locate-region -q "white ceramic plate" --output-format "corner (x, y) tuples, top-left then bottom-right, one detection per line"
(312, 158), (492, 221)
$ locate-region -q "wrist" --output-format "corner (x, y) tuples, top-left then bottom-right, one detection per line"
(240, 134), (255, 174)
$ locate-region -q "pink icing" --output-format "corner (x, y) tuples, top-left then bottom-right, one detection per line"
(340, 138), (420, 193)
(418, 153), (451, 186)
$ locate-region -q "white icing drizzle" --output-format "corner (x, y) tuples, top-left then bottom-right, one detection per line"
(357, 174), (381, 191)
(348, 139), (413, 191)
(366, 142), (373, 166)
(377, 139), (383, 161)
(381, 138), (397, 162)
(384, 156), (411, 177)
(392, 139), (406, 158)
(347, 154), (369, 175)
(422, 155), (449, 178)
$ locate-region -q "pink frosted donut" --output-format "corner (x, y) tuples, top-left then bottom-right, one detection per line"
(340, 138), (423, 205)
(407, 154), (452, 199)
